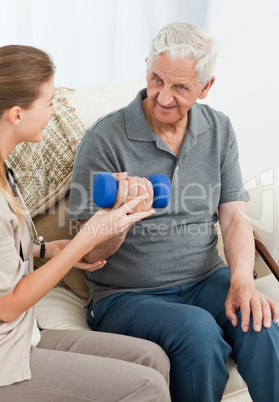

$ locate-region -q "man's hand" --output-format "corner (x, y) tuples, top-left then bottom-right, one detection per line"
(113, 174), (154, 212)
(225, 277), (279, 332)
(81, 172), (154, 264)
(219, 200), (279, 332)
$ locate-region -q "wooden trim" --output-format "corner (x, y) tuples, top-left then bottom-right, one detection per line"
(254, 237), (279, 281)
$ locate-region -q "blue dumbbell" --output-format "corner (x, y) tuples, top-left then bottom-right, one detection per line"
(93, 172), (171, 208)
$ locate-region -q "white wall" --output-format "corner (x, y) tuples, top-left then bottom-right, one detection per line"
(1, 0), (277, 180)
(209, 0), (279, 180)
(0, 0), (210, 87)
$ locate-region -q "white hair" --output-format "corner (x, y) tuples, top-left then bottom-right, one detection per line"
(147, 22), (218, 86)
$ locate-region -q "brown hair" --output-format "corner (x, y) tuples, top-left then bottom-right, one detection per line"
(0, 45), (55, 118)
(0, 45), (56, 219)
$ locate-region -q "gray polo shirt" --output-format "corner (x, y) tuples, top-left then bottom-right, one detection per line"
(68, 89), (249, 304)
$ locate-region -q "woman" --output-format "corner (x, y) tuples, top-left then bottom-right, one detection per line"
(0, 45), (170, 401)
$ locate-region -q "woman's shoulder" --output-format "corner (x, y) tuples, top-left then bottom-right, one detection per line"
(0, 192), (15, 220)
(0, 191), (9, 206)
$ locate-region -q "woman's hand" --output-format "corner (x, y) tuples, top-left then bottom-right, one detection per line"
(113, 173), (154, 213)
(3, 194), (154, 323)
(73, 258), (107, 272)
(79, 193), (155, 254)
(34, 239), (107, 272)
(34, 193), (155, 271)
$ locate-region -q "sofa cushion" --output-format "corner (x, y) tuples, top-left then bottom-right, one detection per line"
(36, 287), (89, 330)
(58, 81), (146, 129)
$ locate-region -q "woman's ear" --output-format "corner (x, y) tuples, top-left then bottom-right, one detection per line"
(8, 106), (22, 125)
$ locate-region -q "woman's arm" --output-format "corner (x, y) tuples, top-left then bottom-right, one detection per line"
(33, 240), (107, 270)
(0, 195), (154, 322)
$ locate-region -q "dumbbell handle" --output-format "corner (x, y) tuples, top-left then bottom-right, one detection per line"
(93, 172), (171, 208)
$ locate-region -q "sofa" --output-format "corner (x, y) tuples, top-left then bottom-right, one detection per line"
(7, 80), (279, 401)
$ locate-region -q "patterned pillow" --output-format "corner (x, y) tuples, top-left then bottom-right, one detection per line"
(6, 88), (86, 218)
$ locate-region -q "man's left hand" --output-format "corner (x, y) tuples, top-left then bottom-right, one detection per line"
(225, 278), (279, 332)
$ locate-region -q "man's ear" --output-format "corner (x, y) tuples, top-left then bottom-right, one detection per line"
(198, 76), (215, 100)
(8, 106), (22, 125)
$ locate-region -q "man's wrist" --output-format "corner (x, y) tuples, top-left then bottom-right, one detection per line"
(230, 269), (255, 284)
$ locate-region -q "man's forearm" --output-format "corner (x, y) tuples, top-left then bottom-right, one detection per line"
(222, 220), (255, 280)
(80, 220), (131, 262)
(219, 201), (255, 281)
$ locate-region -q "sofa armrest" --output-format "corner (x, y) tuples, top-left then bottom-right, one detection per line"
(254, 237), (279, 281)
(242, 170), (279, 278)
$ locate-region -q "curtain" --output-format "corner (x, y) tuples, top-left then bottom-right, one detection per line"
(0, 0), (211, 87)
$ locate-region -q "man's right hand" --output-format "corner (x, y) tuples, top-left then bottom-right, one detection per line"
(113, 173), (154, 212)
(82, 172), (154, 263)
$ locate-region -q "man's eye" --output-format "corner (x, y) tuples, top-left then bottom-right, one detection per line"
(177, 85), (186, 90)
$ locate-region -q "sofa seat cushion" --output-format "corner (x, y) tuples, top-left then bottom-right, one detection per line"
(36, 287), (89, 331)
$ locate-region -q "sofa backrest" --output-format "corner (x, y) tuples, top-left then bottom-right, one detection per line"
(58, 80), (146, 129)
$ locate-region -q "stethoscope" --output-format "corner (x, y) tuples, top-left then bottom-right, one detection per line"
(5, 163), (43, 275)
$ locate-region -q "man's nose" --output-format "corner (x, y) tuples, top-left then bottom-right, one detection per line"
(157, 87), (174, 106)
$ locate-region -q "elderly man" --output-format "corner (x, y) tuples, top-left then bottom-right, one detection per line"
(68, 22), (279, 402)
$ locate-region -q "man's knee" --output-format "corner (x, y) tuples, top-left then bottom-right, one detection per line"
(232, 317), (279, 361)
(167, 307), (227, 350)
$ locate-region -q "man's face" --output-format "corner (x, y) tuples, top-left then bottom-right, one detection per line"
(145, 53), (211, 127)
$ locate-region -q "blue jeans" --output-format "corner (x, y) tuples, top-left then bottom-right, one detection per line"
(87, 267), (279, 402)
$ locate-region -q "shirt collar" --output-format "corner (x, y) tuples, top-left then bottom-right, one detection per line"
(187, 102), (210, 137)
(125, 88), (210, 141)
(125, 89), (155, 142)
